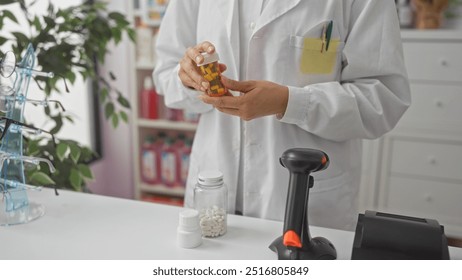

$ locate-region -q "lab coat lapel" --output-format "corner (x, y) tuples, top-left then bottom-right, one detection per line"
(216, 0), (240, 78)
(254, 0), (301, 33)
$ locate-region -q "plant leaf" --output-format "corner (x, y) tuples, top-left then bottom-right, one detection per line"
(109, 12), (128, 24)
(117, 95), (130, 109)
(69, 168), (83, 191)
(111, 27), (122, 44)
(65, 71), (76, 84)
(78, 164), (94, 180)
(2, 10), (18, 23)
(43, 16), (56, 29)
(69, 143), (81, 164)
(120, 111), (128, 123)
(27, 140), (40, 156)
(0, 1), (19, 6)
(30, 172), (56, 186)
(56, 142), (69, 162)
(111, 113), (119, 128)
(105, 102), (114, 119)
(32, 15), (41, 31)
(99, 87), (109, 103)
(127, 28), (136, 42)
(12, 31), (29, 46)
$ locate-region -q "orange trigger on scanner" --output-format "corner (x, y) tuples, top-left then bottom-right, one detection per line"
(321, 156), (327, 166)
(283, 230), (302, 248)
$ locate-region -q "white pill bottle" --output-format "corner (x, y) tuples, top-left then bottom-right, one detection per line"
(193, 170), (228, 237)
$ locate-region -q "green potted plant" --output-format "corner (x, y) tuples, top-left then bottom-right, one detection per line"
(0, 0), (135, 191)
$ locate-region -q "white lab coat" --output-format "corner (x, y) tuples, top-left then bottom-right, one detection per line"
(154, 0), (411, 230)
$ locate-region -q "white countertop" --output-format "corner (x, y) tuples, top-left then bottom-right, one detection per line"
(0, 189), (460, 260)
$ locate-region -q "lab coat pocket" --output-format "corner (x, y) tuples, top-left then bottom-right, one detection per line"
(298, 38), (343, 74)
(285, 34), (344, 87)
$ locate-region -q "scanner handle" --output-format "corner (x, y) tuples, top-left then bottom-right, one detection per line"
(280, 148), (329, 249)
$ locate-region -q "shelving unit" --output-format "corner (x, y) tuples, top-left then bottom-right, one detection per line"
(129, 1), (196, 206)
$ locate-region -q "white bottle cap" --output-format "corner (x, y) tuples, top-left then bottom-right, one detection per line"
(198, 170), (224, 186)
(197, 52), (220, 66)
(177, 209), (202, 249)
(179, 209), (200, 231)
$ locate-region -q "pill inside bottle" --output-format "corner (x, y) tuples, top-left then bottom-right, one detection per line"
(197, 52), (226, 97)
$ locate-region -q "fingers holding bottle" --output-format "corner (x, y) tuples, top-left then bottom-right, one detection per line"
(178, 41), (216, 92)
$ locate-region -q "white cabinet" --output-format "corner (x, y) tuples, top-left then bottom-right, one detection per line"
(361, 30), (462, 238)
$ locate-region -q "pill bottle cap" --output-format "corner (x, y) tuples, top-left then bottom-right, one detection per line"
(178, 209), (200, 231)
(197, 52), (220, 66)
(198, 170), (224, 186)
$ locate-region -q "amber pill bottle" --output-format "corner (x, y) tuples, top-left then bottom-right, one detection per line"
(197, 52), (226, 96)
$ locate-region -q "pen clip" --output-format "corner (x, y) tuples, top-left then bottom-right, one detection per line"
(325, 20), (333, 52)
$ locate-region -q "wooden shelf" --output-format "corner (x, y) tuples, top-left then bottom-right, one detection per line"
(137, 119), (198, 131)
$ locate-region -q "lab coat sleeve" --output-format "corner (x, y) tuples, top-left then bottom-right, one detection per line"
(153, 0), (213, 113)
(279, 0), (411, 142)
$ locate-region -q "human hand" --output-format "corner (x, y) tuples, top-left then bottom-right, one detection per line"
(179, 41), (227, 92)
(198, 76), (289, 121)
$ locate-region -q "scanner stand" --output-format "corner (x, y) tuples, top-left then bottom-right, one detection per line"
(270, 235), (336, 260)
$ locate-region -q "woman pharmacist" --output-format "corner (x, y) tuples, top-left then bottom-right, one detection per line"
(153, 0), (411, 231)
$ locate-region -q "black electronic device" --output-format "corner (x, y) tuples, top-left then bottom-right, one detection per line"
(352, 211), (450, 260)
(269, 148), (336, 260)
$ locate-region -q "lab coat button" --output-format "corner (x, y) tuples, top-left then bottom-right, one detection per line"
(249, 22), (256, 30)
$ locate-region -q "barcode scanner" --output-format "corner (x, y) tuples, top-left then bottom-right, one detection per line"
(269, 148), (337, 260)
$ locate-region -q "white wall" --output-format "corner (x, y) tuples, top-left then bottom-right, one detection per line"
(87, 0), (134, 199)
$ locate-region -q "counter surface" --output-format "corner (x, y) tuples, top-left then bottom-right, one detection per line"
(1, 189), (460, 260)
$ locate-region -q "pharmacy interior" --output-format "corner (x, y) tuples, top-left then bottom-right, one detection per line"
(1, 0), (462, 260)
